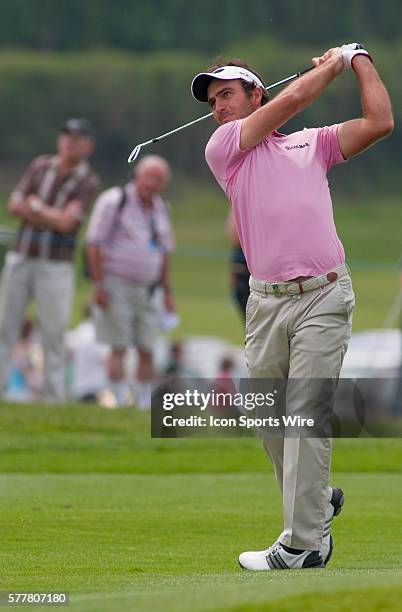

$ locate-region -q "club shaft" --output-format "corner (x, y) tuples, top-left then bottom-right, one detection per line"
(149, 111), (214, 145)
(140, 68), (314, 144)
(266, 66), (313, 90)
(128, 65), (315, 162)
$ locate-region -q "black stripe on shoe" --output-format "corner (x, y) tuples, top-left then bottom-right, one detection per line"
(269, 554), (282, 570)
(266, 555), (276, 570)
(275, 552), (289, 569)
(324, 535), (334, 567)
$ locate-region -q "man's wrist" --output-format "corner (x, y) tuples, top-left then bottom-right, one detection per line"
(328, 56), (343, 77)
(351, 53), (373, 71)
(341, 44), (372, 71)
(94, 281), (105, 290)
(29, 197), (44, 212)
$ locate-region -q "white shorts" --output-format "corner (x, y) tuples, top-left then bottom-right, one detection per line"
(93, 274), (158, 351)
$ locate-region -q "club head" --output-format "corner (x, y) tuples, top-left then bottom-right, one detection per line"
(127, 144), (142, 163)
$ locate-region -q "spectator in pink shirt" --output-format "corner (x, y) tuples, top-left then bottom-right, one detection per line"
(191, 45), (393, 570)
(85, 156), (175, 409)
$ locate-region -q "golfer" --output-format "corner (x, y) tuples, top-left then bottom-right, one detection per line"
(191, 44), (393, 569)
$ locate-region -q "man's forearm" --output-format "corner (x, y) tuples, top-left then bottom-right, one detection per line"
(241, 54), (341, 149)
(160, 254), (172, 293)
(274, 57), (339, 114)
(337, 53), (393, 158)
(87, 242), (110, 310)
(34, 203), (81, 234)
(353, 56), (394, 133)
(9, 194), (80, 233)
(34, 205), (68, 233)
(8, 197), (33, 222)
(86, 243), (105, 285)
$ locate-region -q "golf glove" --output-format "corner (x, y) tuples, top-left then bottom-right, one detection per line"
(341, 43), (372, 70)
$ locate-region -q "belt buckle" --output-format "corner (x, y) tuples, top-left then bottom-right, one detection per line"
(271, 283), (281, 297)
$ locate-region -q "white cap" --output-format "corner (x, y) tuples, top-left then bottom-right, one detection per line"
(191, 66), (265, 102)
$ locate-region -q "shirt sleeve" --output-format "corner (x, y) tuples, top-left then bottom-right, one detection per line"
(85, 187), (121, 244)
(11, 155), (49, 199)
(74, 174), (100, 214)
(205, 120), (249, 190)
(316, 124), (347, 171)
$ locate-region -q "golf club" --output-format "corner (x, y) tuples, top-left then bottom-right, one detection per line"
(127, 66), (314, 163)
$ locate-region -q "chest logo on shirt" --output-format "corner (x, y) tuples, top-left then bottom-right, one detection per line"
(285, 142), (310, 150)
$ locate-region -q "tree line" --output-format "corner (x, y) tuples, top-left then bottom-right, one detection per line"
(0, 42), (399, 193)
(0, 0), (400, 52)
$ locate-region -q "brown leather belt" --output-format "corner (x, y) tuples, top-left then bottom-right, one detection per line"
(286, 276), (313, 282)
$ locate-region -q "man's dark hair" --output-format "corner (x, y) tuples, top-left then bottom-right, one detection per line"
(208, 57), (269, 106)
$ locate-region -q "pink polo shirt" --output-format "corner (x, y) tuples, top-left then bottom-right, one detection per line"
(205, 120), (347, 281)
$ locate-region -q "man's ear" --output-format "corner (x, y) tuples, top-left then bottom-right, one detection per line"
(253, 86), (263, 107)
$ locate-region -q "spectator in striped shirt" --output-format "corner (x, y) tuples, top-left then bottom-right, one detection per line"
(0, 118), (99, 403)
(85, 155), (175, 409)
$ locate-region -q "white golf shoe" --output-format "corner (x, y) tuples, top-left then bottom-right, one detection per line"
(239, 486), (344, 570)
(239, 542), (324, 570)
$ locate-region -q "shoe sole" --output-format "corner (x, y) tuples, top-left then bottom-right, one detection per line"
(239, 558), (325, 571)
(238, 561), (324, 570)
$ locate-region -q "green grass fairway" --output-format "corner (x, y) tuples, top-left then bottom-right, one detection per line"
(1, 191), (402, 610)
(1, 472), (402, 611)
(1, 404), (402, 611)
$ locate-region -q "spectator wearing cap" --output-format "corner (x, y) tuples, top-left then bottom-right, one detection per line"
(85, 155), (175, 409)
(0, 118), (99, 403)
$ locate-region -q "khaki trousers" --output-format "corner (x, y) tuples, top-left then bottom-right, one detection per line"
(0, 253), (74, 402)
(245, 272), (354, 550)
